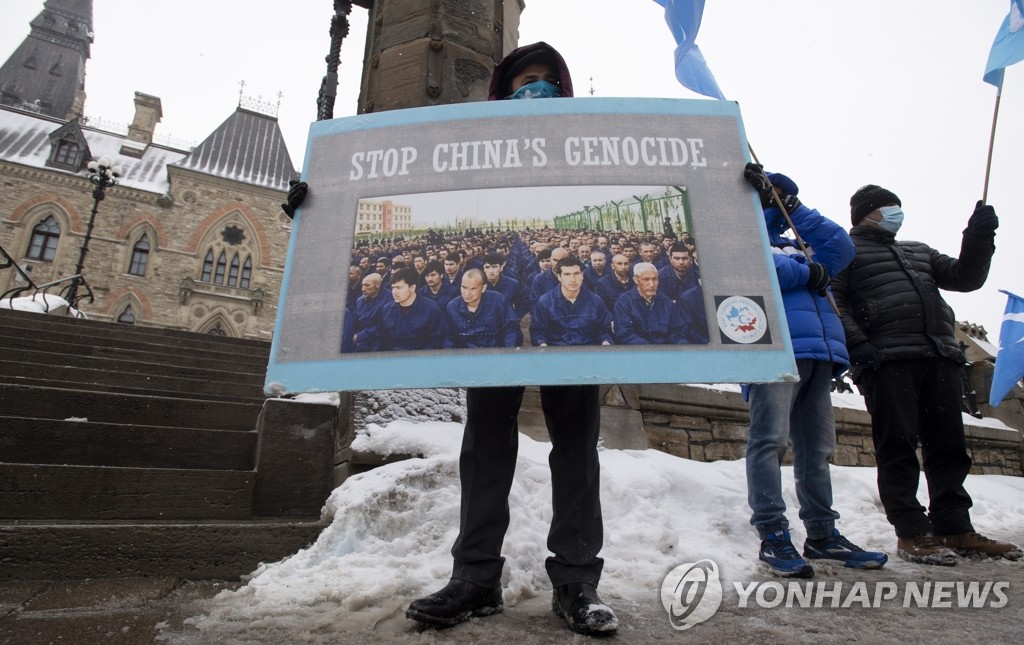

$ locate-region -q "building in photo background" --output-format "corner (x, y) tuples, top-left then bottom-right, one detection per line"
(354, 199), (412, 237)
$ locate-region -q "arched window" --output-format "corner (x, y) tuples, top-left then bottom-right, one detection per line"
(201, 250), (214, 282)
(116, 304), (136, 324)
(240, 256), (252, 289)
(128, 234), (150, 276)
(26, 215), (61, 261)
(214, 251), (227, 285)
(227, 254), (240, 287)
(197, 222), (257, 289)
(207, 322), (227, 336)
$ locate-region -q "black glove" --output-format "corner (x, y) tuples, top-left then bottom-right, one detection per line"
(743, 162), (774, 208)
(966, 200), (998, 235)
(779, 194), (801, 214)
(806, 262), (831, 295)
(281, 180), (308, 219)
(848, 342), (879, 369)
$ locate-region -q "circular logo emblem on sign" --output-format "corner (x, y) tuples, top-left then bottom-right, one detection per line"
(716, 296), (768, 344)
(661, 559), (723, 631)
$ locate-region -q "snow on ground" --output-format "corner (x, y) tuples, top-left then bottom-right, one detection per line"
(178, 419), (1024, 640)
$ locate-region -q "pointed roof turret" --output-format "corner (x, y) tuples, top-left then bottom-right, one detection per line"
(174, 106), (297, 191)
(0, 0), (94, 119)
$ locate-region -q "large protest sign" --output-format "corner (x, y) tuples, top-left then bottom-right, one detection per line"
(266, 97), (796, 393)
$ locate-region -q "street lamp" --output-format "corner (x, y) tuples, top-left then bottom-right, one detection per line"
(67, 157), (121, 307)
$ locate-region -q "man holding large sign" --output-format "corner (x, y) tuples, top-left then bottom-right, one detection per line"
(270, 38), (797, 639)
(403, 42), (619, 637)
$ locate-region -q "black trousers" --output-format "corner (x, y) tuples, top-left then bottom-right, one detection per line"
(450, 385), (604, 589)
(860, 358), (974, 537)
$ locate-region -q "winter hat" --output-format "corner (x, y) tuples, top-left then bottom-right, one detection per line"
(766, 172), (798, 197)
(850, 185), (901, 226)
(488, 41), (574, 100)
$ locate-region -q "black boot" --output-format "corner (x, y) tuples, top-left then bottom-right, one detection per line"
(551, 582), (618, 636)
(406, 579), (503, 628)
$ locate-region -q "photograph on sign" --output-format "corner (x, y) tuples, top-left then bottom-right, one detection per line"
(266, 97), (796, 393)
(342, 184), (708, 354)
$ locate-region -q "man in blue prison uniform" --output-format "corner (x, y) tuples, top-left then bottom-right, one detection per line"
(444, 269), (521, 349)
(595, 253), (633, 312)
(418, 260), (454, 310)
(675, 284), (711, 345)
(530, 255), (613, 347)
(657, 242), (700, 303)
(582, 249), (607, 292)
(482, 253), (528, 321)
(613, 262), (687, 345)
(529, 246), (566, 311)
(348, 272), (387, 353)
(375, 267), (444, 352)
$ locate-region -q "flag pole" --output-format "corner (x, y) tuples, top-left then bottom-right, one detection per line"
(982, 86), (1002, 203)
(748, 144), (842, 317)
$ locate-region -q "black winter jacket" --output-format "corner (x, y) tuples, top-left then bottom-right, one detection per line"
(832, 225), (994, 365)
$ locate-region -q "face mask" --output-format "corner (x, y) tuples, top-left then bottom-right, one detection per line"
(877, 206), (904, 234)
(507, 80), (561, 100)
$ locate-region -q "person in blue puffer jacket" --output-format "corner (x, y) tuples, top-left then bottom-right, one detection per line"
(741, 163), (888, 578)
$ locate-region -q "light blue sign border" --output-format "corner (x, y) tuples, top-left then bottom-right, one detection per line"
(266, 97), (795, 393)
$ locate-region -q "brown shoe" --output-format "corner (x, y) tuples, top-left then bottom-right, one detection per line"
(937, 532), (1023, 560)
(896, 534), (957, 566)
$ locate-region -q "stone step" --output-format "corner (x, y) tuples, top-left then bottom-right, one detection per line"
(0, 417), (256, 470)
(0, 373), (265, 404)
(0, 347), (266, 384)
(0, 334), (267, 372)
(0, 320), (271, 362)
(0, 307), (271, 351)
(0, 464), (255, 520)
(0, 520), (325, 580)
(0, 384), (263, 431)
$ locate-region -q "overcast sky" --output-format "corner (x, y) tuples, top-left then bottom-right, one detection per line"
(1, 1), (1020, 336)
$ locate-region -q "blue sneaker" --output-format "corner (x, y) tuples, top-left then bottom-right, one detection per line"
(759, 529), (814, 578)
(804, 529), (888, 569)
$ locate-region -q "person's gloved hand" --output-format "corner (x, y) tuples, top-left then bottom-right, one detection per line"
(966, 200), (998, 235)
(848, 342), (879, 369)
(743, 162), (774, 208)
(779, 194), (801, 214)
(806, 262), (831, 295)
(281, 180), (308, 219)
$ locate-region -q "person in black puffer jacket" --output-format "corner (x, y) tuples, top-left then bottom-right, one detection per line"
(833, 184), (1021, 566)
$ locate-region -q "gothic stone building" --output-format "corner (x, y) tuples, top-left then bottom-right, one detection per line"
(0, 0), (296, 339)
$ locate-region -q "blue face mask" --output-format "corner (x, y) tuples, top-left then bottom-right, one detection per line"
(877, 206), (904, 234)
(507, 80), (561, 100)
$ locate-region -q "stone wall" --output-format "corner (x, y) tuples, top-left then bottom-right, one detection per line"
(626, 383), (1023, 477)
(335, 382), (1022, 486)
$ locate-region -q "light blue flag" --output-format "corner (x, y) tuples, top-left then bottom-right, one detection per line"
(652, 0), (726, 99)
(983, 0), (1024, 89)
(989, 290), (1024, 406)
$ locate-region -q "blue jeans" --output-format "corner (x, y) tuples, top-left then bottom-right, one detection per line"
(746, 359), (840, 540)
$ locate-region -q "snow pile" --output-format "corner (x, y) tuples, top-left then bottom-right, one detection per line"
(181, 419), (1024, 639)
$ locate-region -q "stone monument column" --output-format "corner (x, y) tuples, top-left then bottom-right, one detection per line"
(357, 0), (524, 113)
